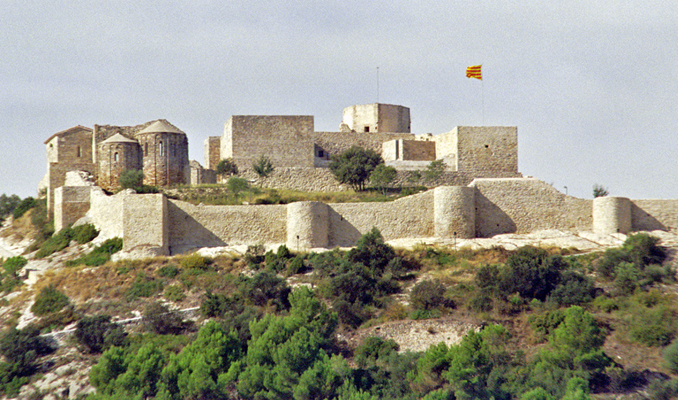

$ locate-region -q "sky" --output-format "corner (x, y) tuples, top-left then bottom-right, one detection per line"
(1, 0), (676, 200)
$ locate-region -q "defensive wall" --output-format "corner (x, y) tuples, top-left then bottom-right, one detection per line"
(54, 177), (678, 258)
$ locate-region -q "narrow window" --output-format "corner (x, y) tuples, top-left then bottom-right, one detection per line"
(114, 152), (119, 162)
(159, 141), (163, 156)
(77, 146), (82, 157)
(144, 143), (148, 156)
(318, 150), (324, 158)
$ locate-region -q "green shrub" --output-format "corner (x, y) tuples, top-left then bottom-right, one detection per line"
(75, 315), (126, 353)
(31, 285), (70, 316)
(12, 197), (37, 220)
(164, 284), (186, 302)
(67, 237), (123, 266)
(469, 293), (493, 312)
(35, 227), (73, 258)
(548, 271), (595, 306)
(157, 264), (180, 278)
(71, 223), (99, 244)
(628, 305), (675, 346)
(663, 339), (678, 373)
(410, 280), (447, 311)
(286, 255), (305, 276)
(354, 336), (399, 367)
(143, 302), (185, 335)
(180, 253), (209, 270)
(410, 309), (443, 320)
(127, 274), (164, 300)
(2, 256), (27, 278)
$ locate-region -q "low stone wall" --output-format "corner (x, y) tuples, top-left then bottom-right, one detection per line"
(328, 190), (434, 247)
(631, 200), (678, 232)
(68, 177), (678, 258)
(167, 200), (287, 254)
(470, 178), (593, 237)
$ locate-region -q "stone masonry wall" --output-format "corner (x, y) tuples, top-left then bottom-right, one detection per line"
(313, 131), (414, 160)
(224, 116), (315, 170)
(327, 190), (435, 247)
(204, 136), (221, 170)
(53, 186), (91, 232)
(631, 200), (678, 232)
(455, 127), (518, 175)
(167, 200), (287, 254)
(470, 178), (592, 237)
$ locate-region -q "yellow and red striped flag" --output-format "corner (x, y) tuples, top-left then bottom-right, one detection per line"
(466, 65), (482, 80)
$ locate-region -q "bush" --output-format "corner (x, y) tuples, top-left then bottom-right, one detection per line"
(469, 293), (493, 312)
(227, 176), (250, 200)
(75, 315), (126, 353)
(0, 326), (55, 378)
(67, 237), (123, 266)
(143, 302), (185, 335)
(252, 154), (274, 178)
(35, 227), (74, 258)
(71, 223), (99, 244)
(548, 271), (595, 306)
(410, 280), (447, 311)
(31, 285), (70, 316)
(424, 160), (446, 182)
(12, 197), (37, 220)
(180, 253), (209, 270)
(370, 164), (397, 194)
(663, 339), (678, 373)
(127, 274), (164, 300)
(329, 146), (384, 191)
(164, 284), (186, 302)
(216, 157), (238, 176)
(2, 256), (27, 278)
(157, 264), (180, 278)
(354, 336), (399, 367)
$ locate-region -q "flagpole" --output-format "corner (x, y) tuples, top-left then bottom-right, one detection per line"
(482, 78), (485, 125)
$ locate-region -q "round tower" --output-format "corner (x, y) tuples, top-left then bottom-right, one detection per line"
(97, 133), (142, 191)
(137, 120), (189, 187)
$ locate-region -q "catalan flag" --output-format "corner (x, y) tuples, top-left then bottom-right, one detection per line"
(466, 65), (482, 80)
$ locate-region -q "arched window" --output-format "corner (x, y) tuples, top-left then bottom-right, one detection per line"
(114, 152), (119, 162)
(159, 141), (163, 156)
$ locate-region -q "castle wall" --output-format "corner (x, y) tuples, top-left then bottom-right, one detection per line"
(204, 136), (221, 170)
(223, 116), (315, 170)
(630, 200), (678, 232)
(46, 162), (97, 215)
(167, 200), (287, 254)
(313, 131), (415, 160)
(453, 127), (519, 175)
(382, 139), (436, 161)
(470, 178), (592, 237)
(327, 190), (435, 247)
(53, 186), (91, 232)
(86, 188), (126, 240)
(122, 194), (168, 257)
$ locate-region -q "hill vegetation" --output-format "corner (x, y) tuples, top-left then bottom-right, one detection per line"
(1, 191), (678, 398)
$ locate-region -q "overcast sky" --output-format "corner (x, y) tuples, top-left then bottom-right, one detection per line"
(1, 1), (676, 200)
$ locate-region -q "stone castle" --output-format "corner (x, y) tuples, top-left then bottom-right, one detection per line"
(41, 103), (520, 215)
(43, 103), (678, 259)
